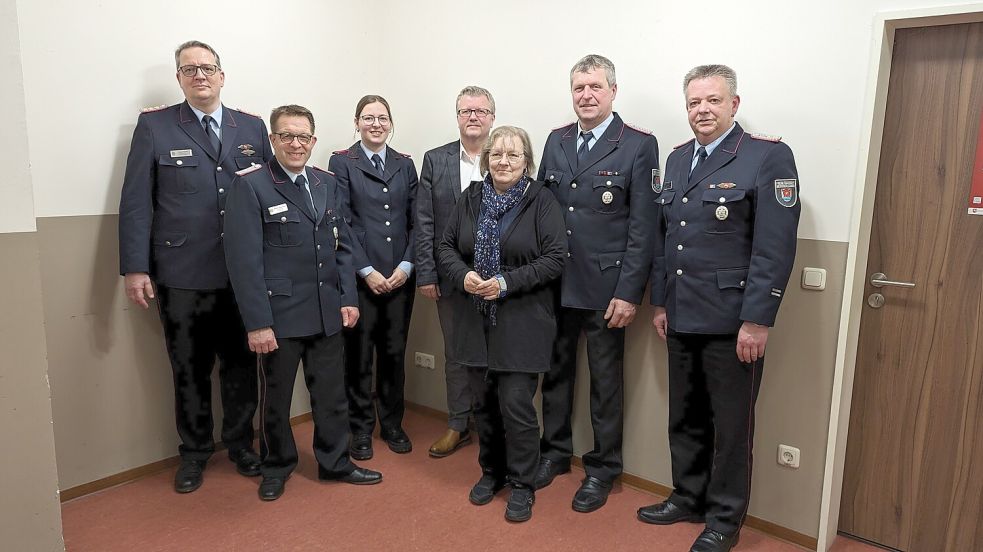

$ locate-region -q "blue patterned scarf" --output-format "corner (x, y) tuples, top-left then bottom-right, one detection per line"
(473, 175), (527, 324)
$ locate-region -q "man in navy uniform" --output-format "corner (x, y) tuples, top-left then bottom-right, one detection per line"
(118, 40), (272, 493)
(415, 85), (496, 458)
(536, 54), (660, 513)
(223, 104), (382, 501)
(639, 64), (800, 552)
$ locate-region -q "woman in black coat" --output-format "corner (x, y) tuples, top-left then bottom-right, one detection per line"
(437, 125), (567, 522)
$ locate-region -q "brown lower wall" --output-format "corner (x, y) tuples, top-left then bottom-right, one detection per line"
(36, 214), (846, 542)
(0, 231), (64, 550)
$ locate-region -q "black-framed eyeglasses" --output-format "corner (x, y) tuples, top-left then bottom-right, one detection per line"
(359, 115), (391, 126)
(274, 132), (314, 145)
(178, 64), (220, 78)
(457, 108), (493, 119)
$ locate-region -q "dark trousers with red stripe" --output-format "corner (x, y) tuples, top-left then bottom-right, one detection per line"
(665, 331), (764, 537)
(156, 285), (257, 461)
(258, 332), (354, 479)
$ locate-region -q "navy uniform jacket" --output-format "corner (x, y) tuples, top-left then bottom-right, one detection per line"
(118, 101), (273, 289)
(538, 112), (660, 310)
(415, 140), (464, 294)
(223, 161), (357, 339)
(650, 122), (801, 334)
(328, 143), (418, 275)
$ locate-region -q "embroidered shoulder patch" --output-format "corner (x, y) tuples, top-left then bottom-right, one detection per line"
(774, 179), (798, 207)
(651, 168), (662, 192)
(140, 104), (167, 113)
(235, 164), (263, 177)
(750, 132), (782, 143)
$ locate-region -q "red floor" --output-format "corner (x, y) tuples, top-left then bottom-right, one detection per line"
(62, 409), (880, 551)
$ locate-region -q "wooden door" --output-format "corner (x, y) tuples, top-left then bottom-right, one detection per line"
(839, 22), (983, 552)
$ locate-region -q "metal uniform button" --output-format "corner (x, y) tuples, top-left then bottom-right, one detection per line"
(568, 206), (574, 212)
(566, 230), (572, 236)
(680, 220), (687, 227)
(165, 240), (172, 246)
(280, 216), (287, 223)
(606, 181), (612, 186)
(218, 188), (225, 194)
(220, 232), (224, 238)
(566, 252), (572, 258)
(220, 210), (225, 216)
(216, 166), (223, 172)
(677, 244), (683, 251)
(682, 197), (689, 203)
(385, 221), (391, 226)
(268, 290), (272, 296)
(176, 160), (183, 166)
(383, 187), (388, 193)
(316, 244), (321, 250)
(319, 281), (323, 287)
(318, 262), (323, 268)
(571, 182), (577, 189)
(676, 269), (683, 276)
(719, 197), (726, 203)
(384, 204), (390, 210)
(615, 260), (621, 266)
(740, 280), (746, 287)
(386, 237), (392, 242)
(549, 174), (555, 181)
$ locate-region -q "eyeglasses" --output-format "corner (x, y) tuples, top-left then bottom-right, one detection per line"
(274, 132), (314, 145)
(359, 115), (391, 126)
(178, 64), (220, 78)
(457, 108), (493, 119)
(489, 152), (524, 164)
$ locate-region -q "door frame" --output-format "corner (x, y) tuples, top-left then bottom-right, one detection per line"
(819, 4), (983, 551)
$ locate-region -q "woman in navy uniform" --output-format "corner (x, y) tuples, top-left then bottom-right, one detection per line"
(437, 126), (567, 522)
(328, 95), (418, 460)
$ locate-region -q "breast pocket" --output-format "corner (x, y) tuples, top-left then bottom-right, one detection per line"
(263, 208), (303, 247)
(543, 169), (566, 187)
(701, 187), (748, 234)
(591, 175), (627, 214)
(157, 155), (200, 194)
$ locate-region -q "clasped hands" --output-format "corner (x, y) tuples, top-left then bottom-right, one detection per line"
(365, 268), (408, 295)
(463, 271), (501, 301)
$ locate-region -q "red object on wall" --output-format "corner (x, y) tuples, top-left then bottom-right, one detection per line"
(969, 107), (983, 215)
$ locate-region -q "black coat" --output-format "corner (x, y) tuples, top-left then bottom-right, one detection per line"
(437, 179), (567, 373)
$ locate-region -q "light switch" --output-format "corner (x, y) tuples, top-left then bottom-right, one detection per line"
(801, 267), (826, 290)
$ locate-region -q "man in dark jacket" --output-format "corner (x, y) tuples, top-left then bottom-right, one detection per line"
(224, 105), (382, 501)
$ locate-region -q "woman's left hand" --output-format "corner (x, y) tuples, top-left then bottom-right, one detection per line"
(474, 277), (501, 301)
(387, 268), (408, 290)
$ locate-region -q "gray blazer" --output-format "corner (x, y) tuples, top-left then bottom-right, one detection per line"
(415, 140), (465, 292)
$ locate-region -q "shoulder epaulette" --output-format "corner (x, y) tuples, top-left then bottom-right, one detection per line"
(625, 122), (652, 135)
(673, 138), (695, 150)
(552, 121), (577, 131)
(313, 166), (336, 176)
(235, 107), (263, 119)
(332, 149), (350, 156)
(140, 104), (167, 113)
(749, 132), (782, 143)
(398, 152), (411, 158)
(235, 164), (262, 177)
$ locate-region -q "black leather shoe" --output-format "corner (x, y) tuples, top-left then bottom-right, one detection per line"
(690, 528), (740, 552)
(469, 473), (507, 506)
(258, 476), (287, 501)
(533, 458), (571, 490)
(320, 467), (383, 485)
(381, 427), (412, 454)
(637, 500), (704, 525)
(350, 433), (373, 460)
(173, 460), (205, 493)
(572, 476), (612, 513)
(504, 486), (535, 522)
(228, 448), (261, 477)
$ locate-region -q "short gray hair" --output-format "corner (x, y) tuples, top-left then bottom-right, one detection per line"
(683, 64), (737, 96)
(456, 85), (496, 114)
(479, 126), (536, 176)
(569, 54), (616, 87)
(174, 40), (222, 69)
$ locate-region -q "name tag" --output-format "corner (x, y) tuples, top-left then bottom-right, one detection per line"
(268, 204), (288, 215)
(170, 149), (193, 158)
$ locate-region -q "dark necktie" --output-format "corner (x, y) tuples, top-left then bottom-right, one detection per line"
(202, 115), (221, 155)
(295, 174), (314, 215)
(577, 131), (594, 163)
(691, 146), (707, 177)
(371, 153), (385, 178)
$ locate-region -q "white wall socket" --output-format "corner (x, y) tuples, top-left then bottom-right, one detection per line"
(414, 352), (435, 370)
(778, 444), (800, 468)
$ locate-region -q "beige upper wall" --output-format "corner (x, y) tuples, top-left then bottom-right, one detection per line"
(0, 0), (36, 233)
(16, 0), (983, 242)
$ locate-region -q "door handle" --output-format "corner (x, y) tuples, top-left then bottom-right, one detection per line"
(870, 272), (916, 288)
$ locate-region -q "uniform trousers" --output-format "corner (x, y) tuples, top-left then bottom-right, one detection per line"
(344, 280), (415, 435)
(258, 332), (354, 479)
(436, 290), (474, 432)
(467, 367), (540, 489)
(156, 285), (257, 461)
(666, 331), (764, 536)
(540, 307), (625, 483)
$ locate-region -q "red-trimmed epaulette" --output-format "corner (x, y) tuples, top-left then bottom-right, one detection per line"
(749, 132), (782, 143)
(140, 104), (167, 113)
(235, 107), (263, 119)
(673, 138), (695, 150)
(398, 152), (411, 158)
(313, 166), (336, 176)
(552, 121), (576, 131)
(625, 122), (652, 135)
(332, 149), (351, 156)
(235, 164), (262, 177)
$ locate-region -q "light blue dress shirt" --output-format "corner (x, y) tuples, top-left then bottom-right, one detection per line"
(188, 105), (223, 141)
(691, 122), (736, 172)
(576, 112), (615, 152)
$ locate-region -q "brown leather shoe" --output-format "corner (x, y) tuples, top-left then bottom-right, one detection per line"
(428, 429), (472, 458)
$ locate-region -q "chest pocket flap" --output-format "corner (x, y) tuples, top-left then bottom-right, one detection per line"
(544, 169), (565, 185)
(657, 191), (676, 205)
(592, 175), (626, 190)
(702, 188), (746, 204)
(263, 208), (302, 223)
(158, 155), (199, 167)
